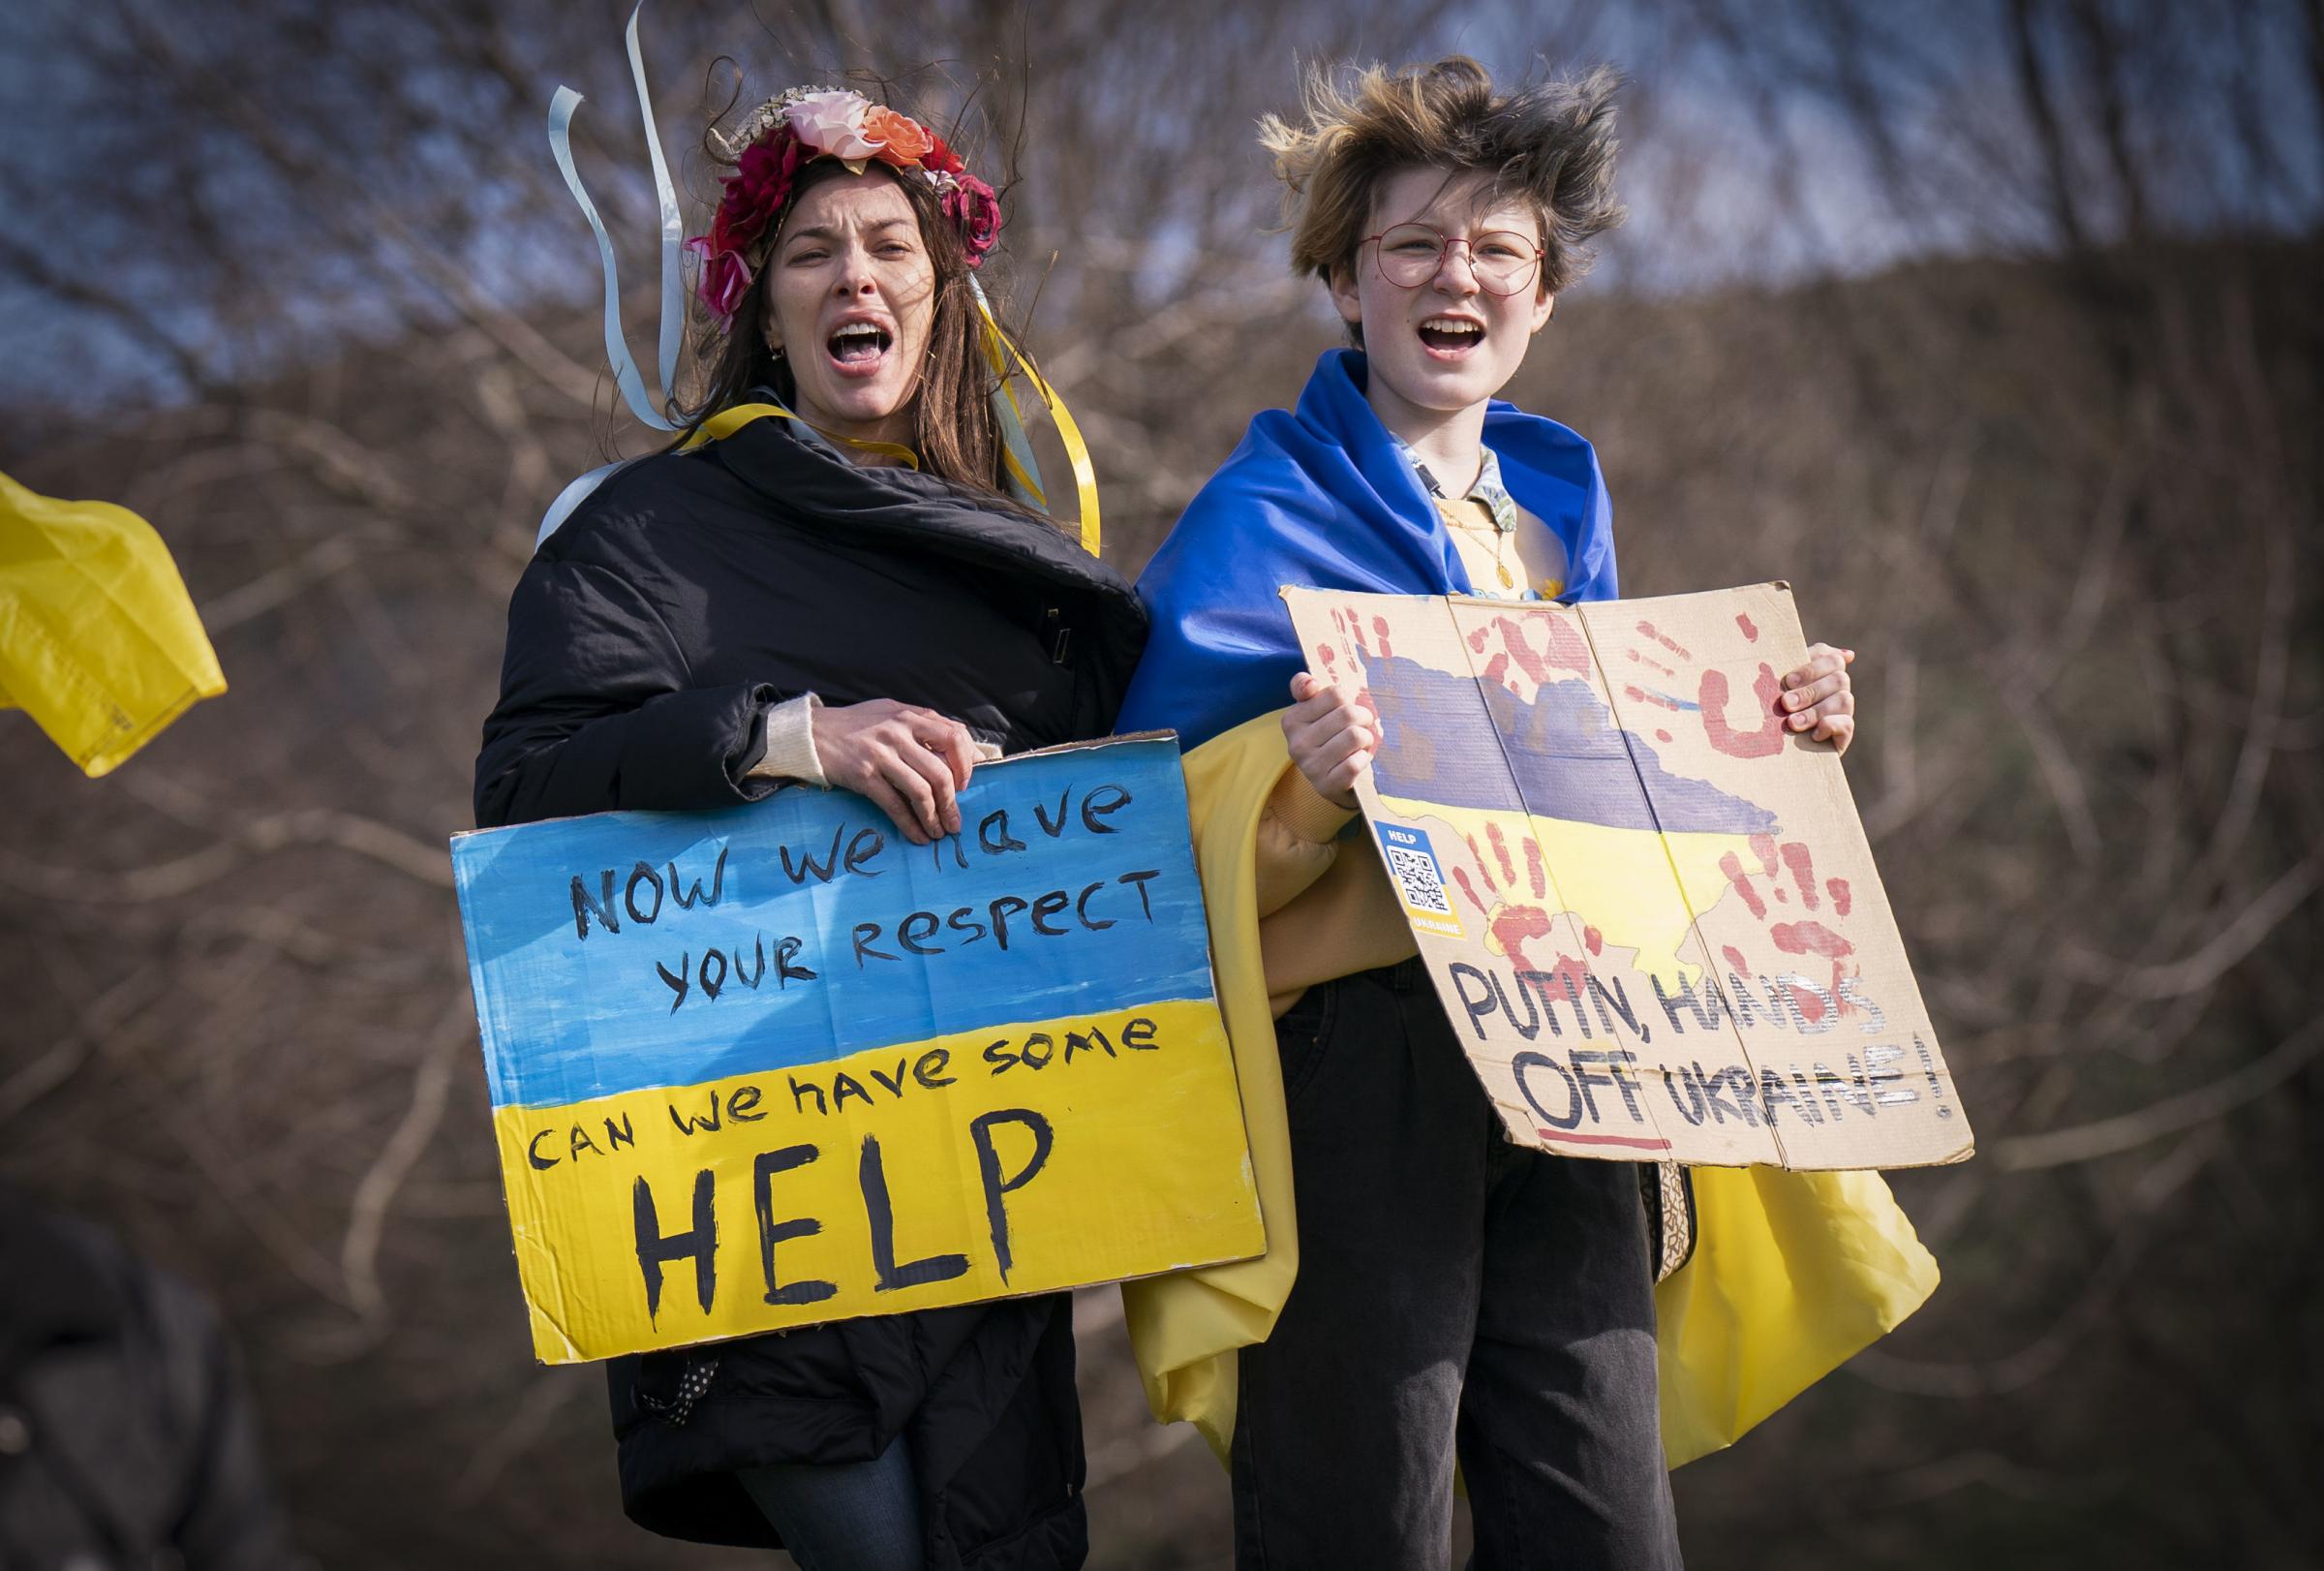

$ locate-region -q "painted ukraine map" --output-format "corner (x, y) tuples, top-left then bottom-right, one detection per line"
(1283, 583), (1972, 1171)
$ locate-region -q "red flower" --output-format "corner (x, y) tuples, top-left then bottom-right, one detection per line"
(921, 133), (964, 177)
(942, 174), (1001, 264)
(719, 132), (806, 250)
(687, 128), (820, 325)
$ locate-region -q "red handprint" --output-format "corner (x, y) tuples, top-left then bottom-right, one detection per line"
(1462, 607), (1593, 703)
(1444, 816), (1599, 1003)
(1714, 833), (1863, 1024)
(1613, 616), (1789, 760)
(1315, 604), (1384, 726)
(1613, 611), (1854, 756)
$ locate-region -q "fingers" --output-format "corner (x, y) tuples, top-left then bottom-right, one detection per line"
(1281, 716), (1375, 804)
(1298, 716), (1376, 772)
(837, 747), (938, 844)
(1283, 697), (1378, 764)
(854, 770), (929, 846)
(1312, 745), (1376, 803)
(1781, 671), (1848, 713)
(1780, 671), (1856, 760)
(1286, 672), (1351, 726)
(872, 707), (968, 842)
(1782, 641), (1855, 746)
(1782, 644), (1848, 690)
(816, 699), (976, 844)
(915, 714), (977, 794)
(1788, 685), (1855, 729)
(893, 737), (958, 841)
(1282, 674), (1378, 810)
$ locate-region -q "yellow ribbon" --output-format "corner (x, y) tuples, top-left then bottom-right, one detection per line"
(681, 306), (1102, 563)
(972, 296), (1102, 559)
(980, 335), (1049, 512)
(678, 400), (920, 469)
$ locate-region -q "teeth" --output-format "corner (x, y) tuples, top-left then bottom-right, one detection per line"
(1423, 320), (1482, 335)
(833, 323), (883, 342)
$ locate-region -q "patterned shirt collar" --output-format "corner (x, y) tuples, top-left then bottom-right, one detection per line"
(1393, 436), (1519, 536)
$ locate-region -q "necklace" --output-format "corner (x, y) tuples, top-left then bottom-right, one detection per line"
(1436, 499), (1517, 589)
(1411, 453), (1520, 591)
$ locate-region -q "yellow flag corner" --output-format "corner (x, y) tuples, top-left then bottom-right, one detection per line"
(1, 469), (226, 777)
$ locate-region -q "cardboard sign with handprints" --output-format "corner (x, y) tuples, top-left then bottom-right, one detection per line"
(1283, 583), (1972, 1171)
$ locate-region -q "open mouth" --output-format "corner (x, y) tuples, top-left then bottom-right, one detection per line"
(827, 322), (894, 372)
(1417, 319), (1483, 355)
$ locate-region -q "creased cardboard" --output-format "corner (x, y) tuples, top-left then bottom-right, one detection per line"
(1282, 583), (1972, 1172)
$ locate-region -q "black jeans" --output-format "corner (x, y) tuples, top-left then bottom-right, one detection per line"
(1232, 960), (1683, 1571)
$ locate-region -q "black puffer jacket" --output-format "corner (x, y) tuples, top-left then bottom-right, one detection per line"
(474, 416), (1147, 1565)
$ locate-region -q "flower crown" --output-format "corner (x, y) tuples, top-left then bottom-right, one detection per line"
(685, 86), (1001, 330)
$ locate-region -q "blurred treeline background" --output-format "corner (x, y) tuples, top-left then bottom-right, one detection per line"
(2, 0), (2318, 1565)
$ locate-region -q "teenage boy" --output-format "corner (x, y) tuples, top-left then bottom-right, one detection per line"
(1116, 58), (1933, 1570)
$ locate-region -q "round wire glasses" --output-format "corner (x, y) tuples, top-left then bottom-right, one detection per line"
(1360, 223), (1544, 296)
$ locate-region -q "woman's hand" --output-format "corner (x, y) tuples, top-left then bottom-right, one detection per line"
(811, 699), (979, 844)
(1780, 643), (1857, 755)
(1283, 671), (1378, 811)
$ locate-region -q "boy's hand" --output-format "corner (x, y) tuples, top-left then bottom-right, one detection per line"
(1283, 671), (1378, 810)
(1780, 643), (1856, 755)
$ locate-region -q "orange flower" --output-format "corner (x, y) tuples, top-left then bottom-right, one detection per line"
(862, 105), (935, 168)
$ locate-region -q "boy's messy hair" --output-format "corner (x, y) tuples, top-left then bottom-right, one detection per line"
(1258, 56), (1625, 295)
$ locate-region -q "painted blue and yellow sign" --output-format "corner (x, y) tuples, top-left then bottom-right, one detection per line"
(1283, 584), (1972, 1171)
(451, 736), (1262, 1364)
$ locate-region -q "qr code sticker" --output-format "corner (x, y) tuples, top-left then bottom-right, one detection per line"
(1385, 846), (1453, 916)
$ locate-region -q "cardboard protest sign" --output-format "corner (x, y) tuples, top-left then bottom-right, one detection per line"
(1283, 583), (1972, 1172)
(451, 736), (1262, 1364)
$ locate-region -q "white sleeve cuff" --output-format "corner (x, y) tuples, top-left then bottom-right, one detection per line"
(747, 693), (827, 787)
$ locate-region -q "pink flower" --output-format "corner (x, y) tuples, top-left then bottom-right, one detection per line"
(783, 90), (879, 161)
(688, 240), (753, 326)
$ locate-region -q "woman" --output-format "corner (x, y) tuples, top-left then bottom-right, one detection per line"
(1116, 59), (1935, 1570)
(475, 86), (1144, 1570)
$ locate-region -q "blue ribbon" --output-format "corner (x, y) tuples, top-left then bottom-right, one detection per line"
(544, 1), (683, 433)
(535, 458), (641, 548)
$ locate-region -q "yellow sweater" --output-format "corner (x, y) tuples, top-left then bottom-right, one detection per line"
(1119, 710), (1942, 1465)
(1248, 750), (1405, 1011)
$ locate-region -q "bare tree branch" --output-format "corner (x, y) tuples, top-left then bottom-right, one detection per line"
(1995, 1018), (2324, 1170)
